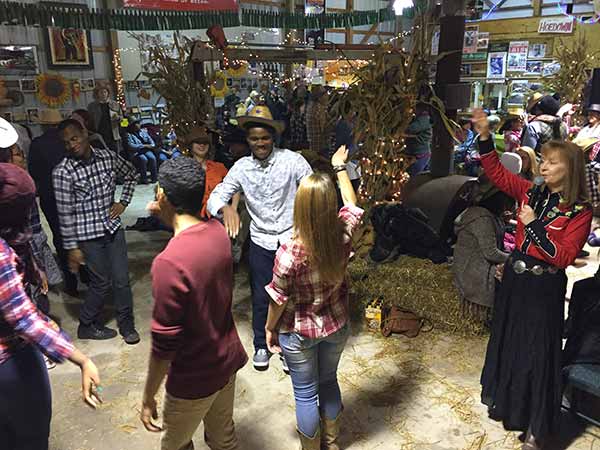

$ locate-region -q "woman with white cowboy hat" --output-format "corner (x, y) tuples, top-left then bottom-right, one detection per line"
(575, 104), (600, 141)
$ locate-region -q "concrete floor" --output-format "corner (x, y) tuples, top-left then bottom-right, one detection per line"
(45, 184), (600, 450)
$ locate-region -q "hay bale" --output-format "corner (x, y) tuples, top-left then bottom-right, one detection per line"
(348, 256), (488, 337)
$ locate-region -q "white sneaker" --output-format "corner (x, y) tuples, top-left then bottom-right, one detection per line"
(253, 349), (271, 371)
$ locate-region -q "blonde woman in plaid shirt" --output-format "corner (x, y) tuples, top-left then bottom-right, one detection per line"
(265, 145), (363, 450)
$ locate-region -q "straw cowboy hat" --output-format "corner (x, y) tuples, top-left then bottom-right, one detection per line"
(237, 105), (285, 135)
(506, 106), (525, 118)
(573, 136), (600, 152)
(526, 92), (544, 113)
(38, 109), (63, 125)
(0, 117), (18, 148)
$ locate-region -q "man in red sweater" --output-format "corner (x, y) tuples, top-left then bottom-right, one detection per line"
(140, 157), (247, 450)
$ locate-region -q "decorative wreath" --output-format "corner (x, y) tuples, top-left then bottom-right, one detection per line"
(226, 62), (248, 78)
(210, 71), (229, 98)
(37, 73), (71, 107)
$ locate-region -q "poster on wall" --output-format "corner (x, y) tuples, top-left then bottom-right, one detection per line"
(46, 27), (93, 69)
(528, 43), (546, 58)
(507, 41), (528, 72)
(477, 32), (490, 51)
(123, 0), (238, 11)
(526, 60), (543, 76)
(543, 62), (561, 77)
(487, 52), (507, 80)
(463, 26), (479, 54)
(0, 46), (39, 76)
(305, 0), (325, 46)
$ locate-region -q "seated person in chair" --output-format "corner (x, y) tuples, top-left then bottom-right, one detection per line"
(125, 121), (167, 184)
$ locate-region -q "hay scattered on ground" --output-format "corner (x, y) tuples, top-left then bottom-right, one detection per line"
(348, 256), (488, 337)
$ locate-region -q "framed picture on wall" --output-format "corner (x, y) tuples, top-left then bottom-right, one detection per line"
(0, 46), (39, 76)
(20, 79), (37, 92)
(45, 27), (93, 69)
(27, 108), (39, 123)
(81, 78), (95, 91)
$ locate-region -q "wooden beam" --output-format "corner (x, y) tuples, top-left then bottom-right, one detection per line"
(359, 23), (379, 44)
(532, 0), (542, 16)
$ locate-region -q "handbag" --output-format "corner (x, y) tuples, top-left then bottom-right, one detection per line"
(380, 306), (432, 338)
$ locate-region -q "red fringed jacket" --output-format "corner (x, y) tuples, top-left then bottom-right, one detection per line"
(479, 138), (592, 269)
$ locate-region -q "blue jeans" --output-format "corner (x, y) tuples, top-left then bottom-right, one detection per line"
(133, 150), (158, 182)
(79, 228), (135, 333)
(248, 240), (276, 350)
(407, 153), (431, 176)
(0, 345), (51, 450)
(279, 324), (350, 438)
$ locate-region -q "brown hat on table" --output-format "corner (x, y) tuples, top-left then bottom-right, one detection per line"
(237, 105), (285, 135)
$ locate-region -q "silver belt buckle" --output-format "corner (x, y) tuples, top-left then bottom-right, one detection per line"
(513, 260), (527, 274)
(531, 265), (544, 276)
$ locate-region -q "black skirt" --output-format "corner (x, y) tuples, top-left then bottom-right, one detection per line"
(481, 250), (566, 438)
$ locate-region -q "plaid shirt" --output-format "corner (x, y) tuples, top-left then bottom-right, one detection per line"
(587, 161), (600, 205)
(306, 101), (328, 153)
(0, 239), (73, 365)
(265, 205), (364, 339)
(53, 147), (138, 250)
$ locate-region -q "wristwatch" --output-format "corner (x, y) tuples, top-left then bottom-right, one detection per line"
(333, 164), (347, 173)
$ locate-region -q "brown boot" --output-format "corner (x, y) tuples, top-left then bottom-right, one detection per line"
(297, 429), (321, 450)
(321, 413), (341, 450)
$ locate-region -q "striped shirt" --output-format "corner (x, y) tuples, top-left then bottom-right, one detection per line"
(53, 147), (138, 250)
(0, 238), (73, 365)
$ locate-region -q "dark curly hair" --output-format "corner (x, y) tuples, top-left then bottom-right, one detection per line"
(158, 156), (206, 216)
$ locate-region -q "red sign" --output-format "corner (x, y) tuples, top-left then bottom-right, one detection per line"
(123, 0), (238, 11)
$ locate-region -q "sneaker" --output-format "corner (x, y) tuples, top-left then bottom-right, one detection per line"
(77, 324), (118, 340)
(280, 355), (290, 375)
(121, 328), (140, 345)
(253, 349), (271, 371)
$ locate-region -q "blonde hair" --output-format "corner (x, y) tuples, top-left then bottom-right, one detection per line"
(293, 173), (346, 283)
(541, 140), (589, 206)
(517, 146), (540, 178)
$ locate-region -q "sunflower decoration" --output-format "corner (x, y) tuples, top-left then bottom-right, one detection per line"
(210, 70), (229, 98)
(226, 61), (248, 78)
(37, 73), (71, 107)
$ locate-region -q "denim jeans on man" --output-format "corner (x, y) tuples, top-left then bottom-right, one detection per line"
(0, 345), (52, 450)
(79, 228), (134, 332)
(279, 324), (350, 438)
(248, 240), (276, 350)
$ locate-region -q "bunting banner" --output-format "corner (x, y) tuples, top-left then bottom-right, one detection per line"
(123, 0), (238, 12)
(0, 1), (397, 31)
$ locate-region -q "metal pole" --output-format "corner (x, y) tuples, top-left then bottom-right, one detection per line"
(429, 0), (467, 178)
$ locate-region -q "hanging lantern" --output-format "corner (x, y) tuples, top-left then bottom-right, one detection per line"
(37, 73), (70, 107)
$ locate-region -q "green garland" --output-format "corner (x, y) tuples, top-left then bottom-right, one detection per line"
(0, 1), (399, 31)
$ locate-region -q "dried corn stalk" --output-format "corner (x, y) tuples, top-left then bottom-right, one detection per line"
(133, 31), (214, 141)
(331, 7), (435, 215)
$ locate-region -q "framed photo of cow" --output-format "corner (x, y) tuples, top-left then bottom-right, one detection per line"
(45, 26), (93, 70)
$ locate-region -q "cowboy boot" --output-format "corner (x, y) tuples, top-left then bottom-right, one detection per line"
(297, 429), (321, 450)
(321, 413), (341, 450)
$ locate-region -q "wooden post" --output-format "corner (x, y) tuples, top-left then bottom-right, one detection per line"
(532, 0), (542, 17)
(430, 0), (466, 178)
(345, 0), (354, 45)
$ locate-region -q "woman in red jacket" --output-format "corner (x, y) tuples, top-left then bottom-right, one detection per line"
(474, 109), (592, 450)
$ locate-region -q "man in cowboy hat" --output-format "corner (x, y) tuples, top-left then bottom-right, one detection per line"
(207, 105), (312, 372)
(521, 93), (568, 154)
(575, 104), (600, 142)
